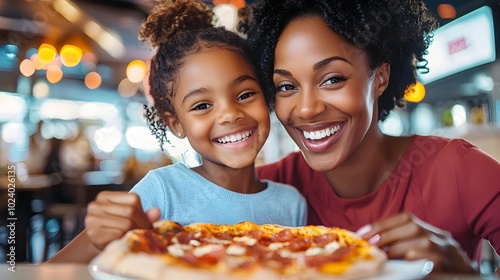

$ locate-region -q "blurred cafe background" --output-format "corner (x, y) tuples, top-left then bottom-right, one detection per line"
(0, 0), (499, 276)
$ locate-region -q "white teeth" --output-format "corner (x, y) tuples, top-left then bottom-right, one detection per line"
(216, 130), (252, 144)
(303, 125), (342, 140)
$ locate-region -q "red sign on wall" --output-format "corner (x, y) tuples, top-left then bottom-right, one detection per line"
(448, 37), (468, 55)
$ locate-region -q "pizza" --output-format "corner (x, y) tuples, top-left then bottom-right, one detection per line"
(92, 220), (387, 279)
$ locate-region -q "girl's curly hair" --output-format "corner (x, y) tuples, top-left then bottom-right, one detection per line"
(247, 0), (438, 121)
(139, 0), (258, 149)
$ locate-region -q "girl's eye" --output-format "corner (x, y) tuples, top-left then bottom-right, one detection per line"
(275, 83), (295, 92)
(192, 103), (212, 111)
(238, 92), (255, 101)
(322, 75), (347, 86)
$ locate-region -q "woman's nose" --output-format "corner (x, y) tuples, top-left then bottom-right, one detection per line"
(295, 87), (325, 120)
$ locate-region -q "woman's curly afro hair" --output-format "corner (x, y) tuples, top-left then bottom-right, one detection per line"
(247, 0), (438, 121)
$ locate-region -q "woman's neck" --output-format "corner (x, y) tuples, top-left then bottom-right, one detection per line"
(192, 162), (265, 194)
(322, 128), (413, 199)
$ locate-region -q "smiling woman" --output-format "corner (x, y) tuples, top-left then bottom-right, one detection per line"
(248, 0), (500, 275)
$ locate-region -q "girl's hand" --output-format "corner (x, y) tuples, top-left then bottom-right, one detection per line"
(85, 191), (160, 251)
(356, 212), (477, 274)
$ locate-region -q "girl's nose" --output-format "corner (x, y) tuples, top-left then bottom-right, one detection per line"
(217, 104), (245, 125)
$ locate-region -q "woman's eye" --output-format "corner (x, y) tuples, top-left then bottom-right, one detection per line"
(276, 84), (295, 92)
(322, 75), (347, 86)
(238, 92), (255, 101)
(192, 103), (211, 111)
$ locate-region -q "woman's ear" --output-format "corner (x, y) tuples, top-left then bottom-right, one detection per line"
(374, 63), (390, 97)
(163, 111), (185, 138)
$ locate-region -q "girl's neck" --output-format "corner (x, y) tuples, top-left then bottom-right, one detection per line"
(192, 162), (265, 194)
(322, 127), (414, 199)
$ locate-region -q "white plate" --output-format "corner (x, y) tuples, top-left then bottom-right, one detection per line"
(89, 259), (433, 280)
(366, 259), (434, 280)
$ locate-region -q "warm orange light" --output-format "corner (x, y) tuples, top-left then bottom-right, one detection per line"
(46, 65), (63, 83)
(437, 4), (456, 19)
(31, 54), (46, 70)
(85, 71), (102, 90)
(126, 60), (147, 83)
(20, 59), (36, 77)
(38, 44), (57, 64)
(213, 0), (245, 9)
(60, 45), (82, 67)
(405, 81), (426, 103)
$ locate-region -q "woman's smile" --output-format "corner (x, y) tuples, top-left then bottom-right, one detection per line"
(295, 122), (346, 153)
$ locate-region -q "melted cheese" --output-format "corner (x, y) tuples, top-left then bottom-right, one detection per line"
(226, 245), (246, 256)
(167, 244), (184, 257)
(268, 242), (286, 250)
(189, 239), (201, 247)
(193, 244), (223, 257)
(304, 247), (323, 256)
(233, 236), (257, 246)
(325, 241), (340, 254)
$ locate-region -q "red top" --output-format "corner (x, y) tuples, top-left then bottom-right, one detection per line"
(257, 135), (500, 263)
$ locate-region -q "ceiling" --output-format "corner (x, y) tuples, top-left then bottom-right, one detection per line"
(0, 0), (495, 90)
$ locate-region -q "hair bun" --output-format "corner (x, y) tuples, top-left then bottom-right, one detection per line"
(139, 0), (214, 47)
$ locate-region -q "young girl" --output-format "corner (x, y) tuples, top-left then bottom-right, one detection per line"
(247, 0), (499, 275)
(47, 0), (306, 263)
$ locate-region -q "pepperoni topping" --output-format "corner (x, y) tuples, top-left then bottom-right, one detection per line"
(313, 233), (338, 247)
(197, 247), (226, 265)
(211, 232), (232, 241)
(245, 243), (270, 260)
(174, 231), (197, 245)
(304, 246), (353, 267)
(132, 231), (168, 254)
(180, 251), (199, 266)
(245, 230), (264, 241)
(271, 229), (294, 242)
(287, 237), (312, 252)
(268, 251), (292, 268)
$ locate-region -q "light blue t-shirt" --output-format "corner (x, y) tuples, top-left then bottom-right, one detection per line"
(130, 162), (307, 227)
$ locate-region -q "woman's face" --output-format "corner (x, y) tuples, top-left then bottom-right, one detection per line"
(273, 15), (389, 171)
(165, 48), (270, 169)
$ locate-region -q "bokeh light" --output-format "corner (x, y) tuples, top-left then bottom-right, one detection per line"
(33, 80), (50, 98)
(38, 44), (57, 64)
(437, 4), (456, 19)
(85, 71), (102, 90)
(126, 60), (147, 83)
(60, 45), (83, 67)
(46, 65), (63, 83)
(118, 78), (138, 98)
(30, 54), (47, 70)
(404, 81), (426, 103)
(20, 59), (35, 77)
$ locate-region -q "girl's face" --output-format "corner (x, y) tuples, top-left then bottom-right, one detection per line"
(165, 48), (270, 169)
(273, 15), (389, 172)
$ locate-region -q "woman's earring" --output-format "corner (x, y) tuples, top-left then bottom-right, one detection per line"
(178, 133), (183, 138)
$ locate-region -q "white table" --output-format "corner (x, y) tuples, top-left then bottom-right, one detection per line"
(0, 264), (92, 280)
(0, 263), (487, 280)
